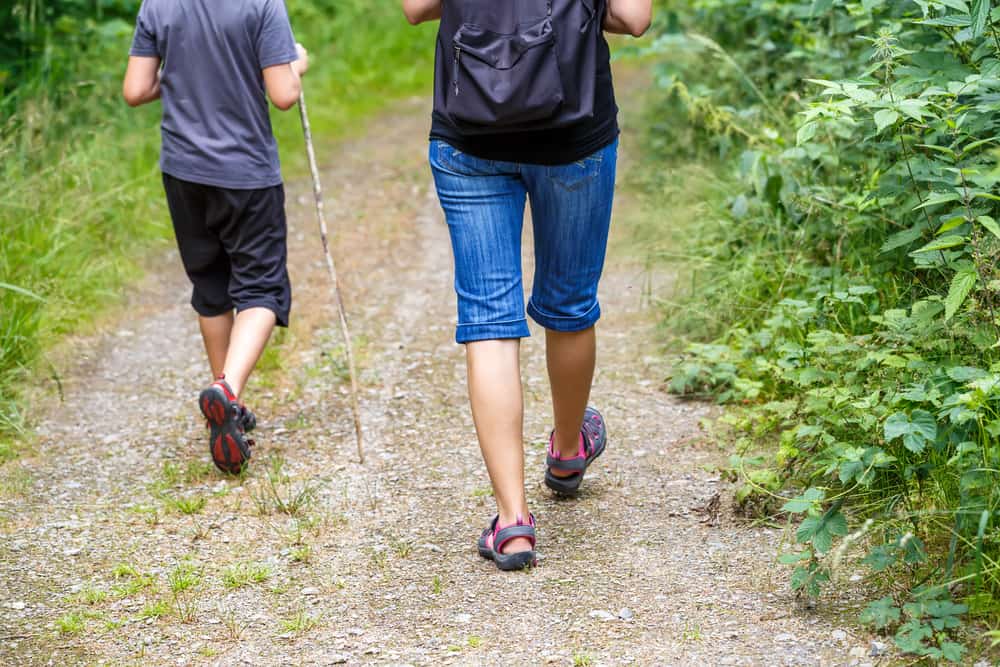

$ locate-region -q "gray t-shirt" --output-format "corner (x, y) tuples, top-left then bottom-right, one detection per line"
(130, 0), (298, 189)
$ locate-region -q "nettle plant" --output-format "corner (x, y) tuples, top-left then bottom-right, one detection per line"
(657, 0), (1000, 660)
(765, 0), (1000, 661)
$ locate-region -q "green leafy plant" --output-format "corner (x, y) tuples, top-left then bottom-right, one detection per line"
(643, 0), (1000, 658)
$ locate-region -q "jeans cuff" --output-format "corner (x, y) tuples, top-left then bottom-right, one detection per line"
(455, 318), (531, 344)
(526, 300), (601, 332)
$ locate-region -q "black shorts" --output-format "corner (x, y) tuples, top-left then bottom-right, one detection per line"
(162, 173), (291, 327)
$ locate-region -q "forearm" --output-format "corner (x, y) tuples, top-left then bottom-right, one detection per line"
(130, 82), (161, 106)
(603, 0), (652, 37)
(401, 0), (441, 25)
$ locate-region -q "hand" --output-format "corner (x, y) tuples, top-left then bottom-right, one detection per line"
(293, 43), (309, 77)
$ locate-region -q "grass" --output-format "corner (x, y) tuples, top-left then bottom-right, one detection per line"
(139, 598), (172, 620)
(369, 548), (389, 571)
(109, 562), (155, 598)
(70, 585), (108, 606)
(289, 545), (312, 564)
(0, 465), (32, 498)
(222, 561), (272, 590)
(0, 0), (435, 458)
(250, 454), (317, 517)
(162, 494), (207, 516)
(167, 562), (202, 594)
(159, 459), (216, 487)
(391, 539), (414, 559)
(280, 611), (320, 635)
(56, 612), (85, 635)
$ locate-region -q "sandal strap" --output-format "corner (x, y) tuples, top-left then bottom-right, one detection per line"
(546, 451), (587, 472)
(494, 525), (536, 553)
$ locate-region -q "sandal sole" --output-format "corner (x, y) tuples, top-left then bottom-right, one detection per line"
(478, 542), (537, 570)
(199, 386), (250, 475)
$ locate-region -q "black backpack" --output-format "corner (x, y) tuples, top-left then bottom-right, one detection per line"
(433, 0), (604, 135)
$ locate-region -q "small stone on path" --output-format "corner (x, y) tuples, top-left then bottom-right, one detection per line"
(831, 629), (847, 642)
(301, 587), (320, 596)
(618, 608), (634, 620)
(589, 610), (616, 622)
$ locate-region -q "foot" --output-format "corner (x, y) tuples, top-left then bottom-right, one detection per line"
(477, 514), (537, 571)
(198, 376), (254, 475)
(544, 407), (607, 494)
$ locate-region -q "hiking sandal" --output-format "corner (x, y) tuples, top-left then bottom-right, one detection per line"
(476, 514), (537, 571)
(198, 376), (254, 475)
(544, 406), (607, 495)
(238, 404), (257, 432)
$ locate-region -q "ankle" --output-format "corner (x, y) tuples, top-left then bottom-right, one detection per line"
(497, 506), (530, 528)
(216, 374), (242, 399)
(552, 430), (583, 458)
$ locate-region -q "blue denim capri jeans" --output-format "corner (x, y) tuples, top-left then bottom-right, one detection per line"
(429, 138), (618, 344)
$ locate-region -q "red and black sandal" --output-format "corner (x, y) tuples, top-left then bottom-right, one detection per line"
(198, 376), (253, 475)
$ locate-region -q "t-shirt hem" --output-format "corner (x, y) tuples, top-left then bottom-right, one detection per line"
(161, 164), (283, 190)
(129, 47), (160, 57)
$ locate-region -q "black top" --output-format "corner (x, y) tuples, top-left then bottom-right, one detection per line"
(430, 32), (619, 166)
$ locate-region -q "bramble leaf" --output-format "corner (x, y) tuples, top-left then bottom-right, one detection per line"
(781, 487), (824, 513)
(884, 411), (937, 453)
(795, 505), (847, 554)
(860, 596), (901, 630)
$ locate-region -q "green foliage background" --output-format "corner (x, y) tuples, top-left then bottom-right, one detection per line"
(639, 0), (1000, 659)
(6, 0), (1000, 660)
(0, 1), (434, 456)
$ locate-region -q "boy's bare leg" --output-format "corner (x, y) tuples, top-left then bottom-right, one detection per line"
(466, 339), (533, 554)
(546, 327), (596, 475)
(220, 307), (277, 398)
(199, 312), (234, 379)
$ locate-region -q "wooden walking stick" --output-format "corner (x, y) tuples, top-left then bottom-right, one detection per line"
(298, 89), (365, 464)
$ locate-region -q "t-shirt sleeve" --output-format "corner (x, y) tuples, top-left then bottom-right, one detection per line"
(129, 1), (160, 57)
(256, 0), (299, 69)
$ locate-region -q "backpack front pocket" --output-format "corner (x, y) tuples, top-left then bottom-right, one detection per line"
(447, 16), (564, 128)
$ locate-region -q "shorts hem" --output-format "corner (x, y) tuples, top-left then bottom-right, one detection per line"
(192, 302), (234, 319)
(455, 319), (530, 344)
(236, 300), (290, 328)
(526, 300), (601, 332)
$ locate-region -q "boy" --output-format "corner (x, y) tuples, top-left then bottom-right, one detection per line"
(123, 0), (309, 474)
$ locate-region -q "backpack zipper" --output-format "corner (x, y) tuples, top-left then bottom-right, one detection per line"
(453, 46), (461, 95)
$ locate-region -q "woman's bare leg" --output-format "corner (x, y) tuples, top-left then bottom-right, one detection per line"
(546, 327), (596, 475)
(466, 339), (533, 554)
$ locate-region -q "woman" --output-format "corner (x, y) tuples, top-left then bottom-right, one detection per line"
(402, 0), (652, 570)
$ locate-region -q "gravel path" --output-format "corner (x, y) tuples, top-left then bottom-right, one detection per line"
(0, 74), (883, 666)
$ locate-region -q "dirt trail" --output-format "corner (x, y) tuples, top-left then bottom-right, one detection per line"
(1, 72), (878, 666)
